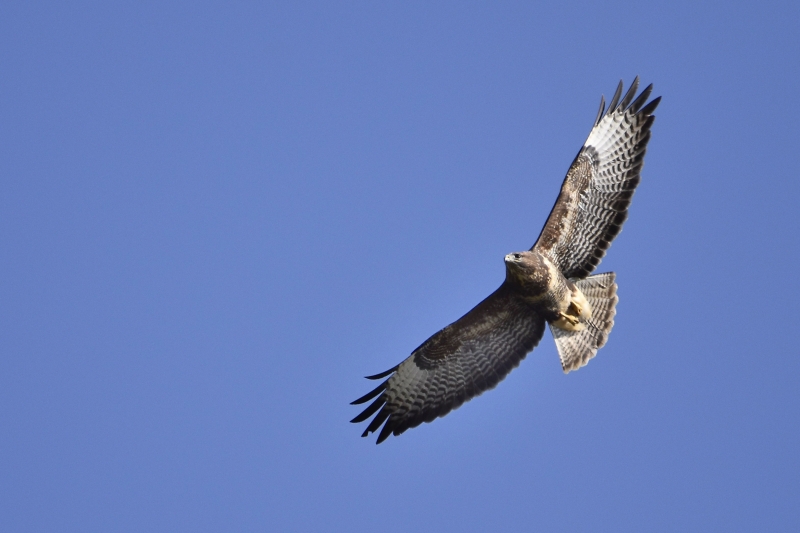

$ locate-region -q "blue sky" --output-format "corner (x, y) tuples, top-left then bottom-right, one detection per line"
(1, 1), (798, 531)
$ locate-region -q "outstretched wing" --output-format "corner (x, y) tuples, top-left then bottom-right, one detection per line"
(351, 284), (546, 444)
(533, 77), (660, 279)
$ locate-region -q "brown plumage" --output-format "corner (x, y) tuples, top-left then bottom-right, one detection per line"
(352, 78), (660, 443)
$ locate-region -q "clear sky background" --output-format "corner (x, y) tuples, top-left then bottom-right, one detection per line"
(1, 1), (798, 531)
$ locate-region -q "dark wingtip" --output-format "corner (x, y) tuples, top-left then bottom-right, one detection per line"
(639, 95), (661, 116)
(364, 406), (391, 436)
(351, 394), (386, 424)
(351, 378), (389, 405)
(376, 419), (394, 444)
(365, 365), (399, 380)
(630, 83), (653, 114)
(606, 80), (624, 115)
(594, 95), (606, 126)
(619, 77), (640, 110)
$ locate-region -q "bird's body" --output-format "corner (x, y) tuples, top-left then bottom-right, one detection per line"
(504, 250), (587, 328)
(352, 79), (660, 443)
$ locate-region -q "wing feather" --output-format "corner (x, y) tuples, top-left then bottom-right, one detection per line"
(350, 378), (389, 406)
(533, 77), (660, 279)
(351, 284), (546, 443)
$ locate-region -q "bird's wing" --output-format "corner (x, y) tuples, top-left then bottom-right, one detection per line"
(351, 284), (546, 444)
(533, 78), (660, 279)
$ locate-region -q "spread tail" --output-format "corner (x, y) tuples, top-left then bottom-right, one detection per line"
(550, 272), (618, 373)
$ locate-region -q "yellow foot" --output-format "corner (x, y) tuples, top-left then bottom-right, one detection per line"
(568, 301), (583, 317)
(553, 311), (584, 331)
(559, 312), (580, 326)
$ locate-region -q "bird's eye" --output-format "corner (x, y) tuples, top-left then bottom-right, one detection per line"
(513, 253), (521, 259)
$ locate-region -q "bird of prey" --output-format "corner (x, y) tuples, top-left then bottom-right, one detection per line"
(351, 78), (660, 444)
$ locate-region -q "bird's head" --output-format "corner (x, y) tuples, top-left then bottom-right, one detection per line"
(505, 250), (538, 274)
(504, 250), (549, 289)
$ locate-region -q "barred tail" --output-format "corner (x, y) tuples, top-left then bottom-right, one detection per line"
(550, 272), (618, 373)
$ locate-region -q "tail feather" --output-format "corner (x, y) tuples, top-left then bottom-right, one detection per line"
(550, 272), (618, 373)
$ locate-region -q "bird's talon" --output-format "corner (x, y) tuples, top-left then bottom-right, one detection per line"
(559, 312), (580, 326)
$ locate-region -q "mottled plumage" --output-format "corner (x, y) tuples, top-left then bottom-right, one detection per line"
(352, 78), (660, 443)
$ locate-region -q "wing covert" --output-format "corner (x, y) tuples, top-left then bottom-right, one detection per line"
(351, 284), (546, 444)
(533, 78), (660, 279)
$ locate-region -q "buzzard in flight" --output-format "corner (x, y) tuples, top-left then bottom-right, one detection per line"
(352, 78), (660, 444)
